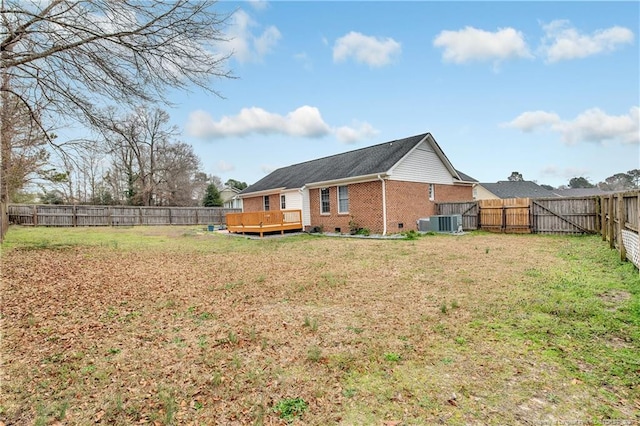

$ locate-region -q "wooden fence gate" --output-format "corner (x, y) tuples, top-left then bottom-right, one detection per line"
(478, 198), (531, 233)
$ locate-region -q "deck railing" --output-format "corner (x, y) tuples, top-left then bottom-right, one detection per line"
(226, 210), (303, 237)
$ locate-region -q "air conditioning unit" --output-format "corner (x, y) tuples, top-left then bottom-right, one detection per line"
(418, 214), (463, 233)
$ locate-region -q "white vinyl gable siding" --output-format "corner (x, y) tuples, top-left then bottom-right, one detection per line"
(281, 189), (303, 211)
(389, 140), (454, 184)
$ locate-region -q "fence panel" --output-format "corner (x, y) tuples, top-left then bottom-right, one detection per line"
(437, 201), (478, 230)
(76, 206), (110, 226)
(7, 204), (241, 227)
(532, 197), (597, 234)
(37, 205), (74, 226)
(141, 207), (171, 225)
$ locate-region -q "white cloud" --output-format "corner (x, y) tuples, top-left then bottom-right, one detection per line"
(186, 106), (330, 138)
(540, 20), (634, 63)
(433, 26), (533, 64)
(333, 31), (401, 67)
(186, 106), (379, 144)
(225, 9), (280, 63)
(247, 0), (269, 11)
(552, 107), (639, 145)
(505, 106), (640, 145)
(216, 160), (235, 173)
(502, 111), (560, 132)
(294, 52), (312, 70)
(335, 121), (379, 144)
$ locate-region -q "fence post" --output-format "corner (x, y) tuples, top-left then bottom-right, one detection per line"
(607, 195), (614, 249)
(594, 196), (601, 235)
(618, 194), (626, 261)
(637, 192), (640, 274)
(72, 204), (77, 227)
(33, 205), (38, 226)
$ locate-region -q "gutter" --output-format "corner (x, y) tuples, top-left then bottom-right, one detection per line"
(377, 174), (387, 236)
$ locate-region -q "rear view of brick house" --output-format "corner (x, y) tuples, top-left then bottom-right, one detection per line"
(237, 133), (476, 235)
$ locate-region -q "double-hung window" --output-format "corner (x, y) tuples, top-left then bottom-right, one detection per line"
(429, 184), (435, 201)
(280, 195), (286, 210)
(338, 185), (349, 214)
(263, 195), (270, 211)
(320, 188), (330, 214)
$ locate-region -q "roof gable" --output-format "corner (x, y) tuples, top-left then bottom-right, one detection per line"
(241, 133), (466, 195)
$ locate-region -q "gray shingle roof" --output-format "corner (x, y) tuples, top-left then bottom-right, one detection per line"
(241, 133), (436, 194)
(455, 170), (477, 183)
(479, 181), (556, 199)
(551, 188), (614, 197)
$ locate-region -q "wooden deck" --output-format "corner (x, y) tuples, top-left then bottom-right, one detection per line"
(226, 210), (303, 237)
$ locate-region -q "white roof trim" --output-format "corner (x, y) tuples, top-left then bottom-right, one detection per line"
(304, 173), (390, 189)
(238, 187), (286, 198)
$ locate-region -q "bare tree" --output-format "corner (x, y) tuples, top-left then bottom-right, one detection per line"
(98, 106), (205, 206)
(0, 0), (232, 203)
(156, 141), (202, 206)
(0, 90), (49, 202)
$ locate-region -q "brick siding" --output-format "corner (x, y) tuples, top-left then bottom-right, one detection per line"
(242, 194), (280, 212)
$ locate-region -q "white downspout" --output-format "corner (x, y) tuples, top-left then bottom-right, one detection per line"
(377, 175), (387, 236)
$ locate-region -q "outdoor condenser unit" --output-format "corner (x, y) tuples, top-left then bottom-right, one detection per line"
(418, 214), (463, 233)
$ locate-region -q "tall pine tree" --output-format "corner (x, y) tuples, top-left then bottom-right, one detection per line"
(202, 184), (222, 207)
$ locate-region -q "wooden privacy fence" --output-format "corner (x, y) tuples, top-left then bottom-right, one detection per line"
(600, 191), (640, 268)
(8, 204), (241, 227)
(438, 197), (599, 235)
(438, 192), (640, 271)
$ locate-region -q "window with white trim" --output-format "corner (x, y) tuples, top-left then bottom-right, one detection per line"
(429, 184), (435, 201)
(263, 195), (270, 211)
(320, 188), (330, 214)
(280, 194), (286, 210)
(338, 185), (349, 214)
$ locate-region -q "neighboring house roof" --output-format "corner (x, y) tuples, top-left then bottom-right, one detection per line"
(241, 133), (472, 195)
(219, 186), (241, 203)
(478, 181), (556, 199)
(551, 188), (614, 197)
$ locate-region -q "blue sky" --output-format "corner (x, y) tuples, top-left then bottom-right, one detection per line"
(167, 1), (639, 188)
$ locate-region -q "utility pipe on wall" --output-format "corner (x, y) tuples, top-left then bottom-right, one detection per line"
(377, 175), (387, 236)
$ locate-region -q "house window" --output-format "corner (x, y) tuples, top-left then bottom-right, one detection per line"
(338, 185), (349, 214)
(429, 184), (435, 201)
(320, 188), (330, 214)
(263, 195), (270, 211)
(280, 195), (286, 210)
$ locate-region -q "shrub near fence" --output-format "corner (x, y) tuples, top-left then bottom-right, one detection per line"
(8, 204), (241, 227)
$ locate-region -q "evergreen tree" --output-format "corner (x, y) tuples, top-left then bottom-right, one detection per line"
(202, 184), (222, 207)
